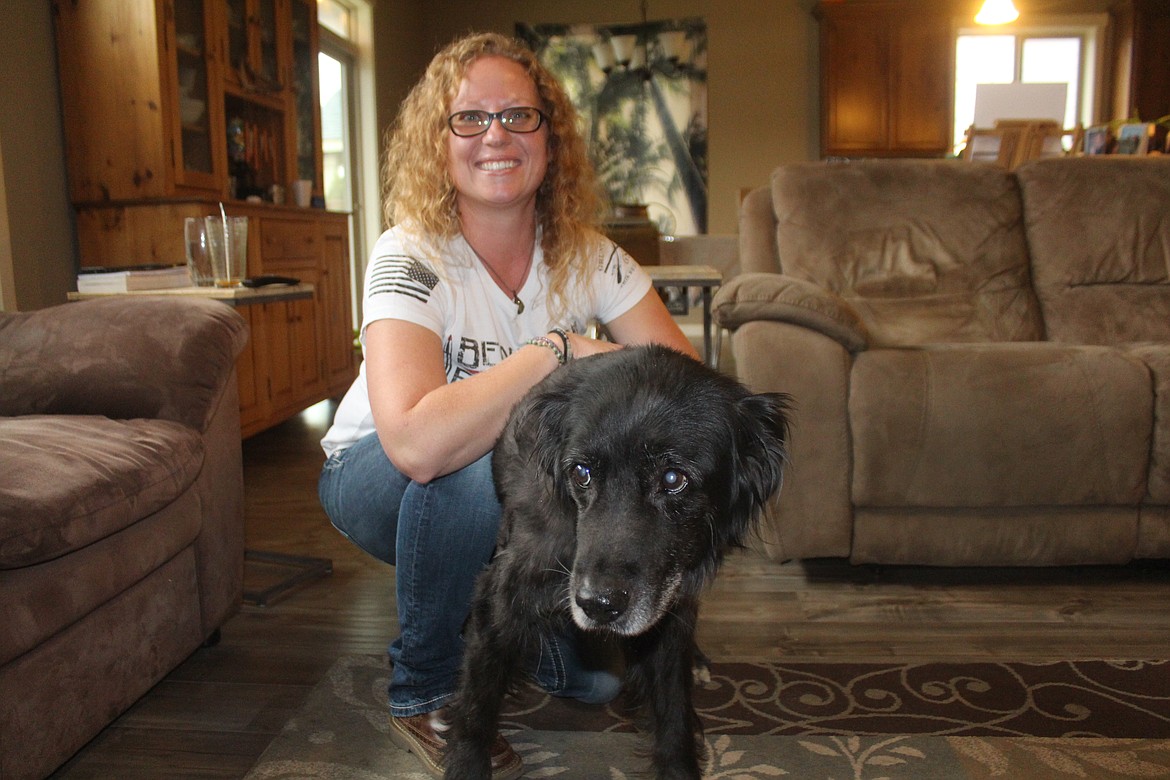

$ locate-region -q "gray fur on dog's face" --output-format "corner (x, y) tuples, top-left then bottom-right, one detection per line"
(493, 344), (791, 638)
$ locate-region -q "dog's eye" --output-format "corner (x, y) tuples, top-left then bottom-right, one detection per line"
(571, 464), (592, 488)
(661, 468), (689, 495)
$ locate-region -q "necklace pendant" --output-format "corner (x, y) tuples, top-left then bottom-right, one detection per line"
(514, 296), (525, 315)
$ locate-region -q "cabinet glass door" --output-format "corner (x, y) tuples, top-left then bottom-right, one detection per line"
(291, 0), (319, 186)
(225, 0), (248, 83)
(226, 0), (280, 90)
(172, 0), (218, 187)
(257, 0), (279, 86)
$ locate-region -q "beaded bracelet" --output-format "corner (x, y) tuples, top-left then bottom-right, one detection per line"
(549, 327), (572, 363)
(526, 335), (566, 365)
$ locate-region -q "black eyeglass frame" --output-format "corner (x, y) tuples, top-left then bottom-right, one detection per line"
(447, 106), (548, 137)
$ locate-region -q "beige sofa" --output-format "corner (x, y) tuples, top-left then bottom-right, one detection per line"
(0, 296), (248, 780)
(715, 156), (1170, 566)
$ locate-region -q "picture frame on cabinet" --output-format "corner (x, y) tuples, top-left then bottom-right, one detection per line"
(1083, 125), (1112, 155)
(1116, 123), (1156, 155)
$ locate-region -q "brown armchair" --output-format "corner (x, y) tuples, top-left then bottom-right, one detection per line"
(0, 295), (248, 780)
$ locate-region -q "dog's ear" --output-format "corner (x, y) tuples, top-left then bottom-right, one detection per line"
(724, 392), (792, 547)
(505, 383), (574, 489)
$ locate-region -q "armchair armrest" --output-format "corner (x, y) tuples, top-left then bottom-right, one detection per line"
(0, 296), (248, 432)
(713, 273), (869, 352)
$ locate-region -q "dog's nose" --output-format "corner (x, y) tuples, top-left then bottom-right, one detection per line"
(575, 584), (630, 624)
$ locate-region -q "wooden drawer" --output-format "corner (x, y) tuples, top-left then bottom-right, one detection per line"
(260, 219), (319, 261)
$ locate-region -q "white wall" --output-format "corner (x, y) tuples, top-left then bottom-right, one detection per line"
(0, 1), (76, 311)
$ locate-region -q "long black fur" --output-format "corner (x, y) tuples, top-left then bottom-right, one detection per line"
(443, 345), (790, 779)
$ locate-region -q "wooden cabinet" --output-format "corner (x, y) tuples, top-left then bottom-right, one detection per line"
(53, 0), (224, 201)
(252, 210), (355, 400)
(53, 0), (325, 217)
(237, 291), (321, 437)
(319, 220), (356, 394)
(53, 0), (355, 437)
(817, 1), (954, 158)
(213, 207), (354, 437)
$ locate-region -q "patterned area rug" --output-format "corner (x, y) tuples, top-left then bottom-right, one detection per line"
(246, 655), (1170, 779)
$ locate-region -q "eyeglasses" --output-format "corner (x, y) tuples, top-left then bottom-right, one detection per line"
(447, 106), (547, 137)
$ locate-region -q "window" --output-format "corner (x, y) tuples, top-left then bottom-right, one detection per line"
(317, 0), (377, 326)
(953, 16), (1107, 154)
(317, 0), (351, 38)
(319, 50), (353, 213)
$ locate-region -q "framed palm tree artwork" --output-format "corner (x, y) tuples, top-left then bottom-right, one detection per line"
(517, 18), (708, 235)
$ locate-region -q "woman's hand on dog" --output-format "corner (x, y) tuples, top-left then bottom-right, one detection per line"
(566, 331), (624, 360)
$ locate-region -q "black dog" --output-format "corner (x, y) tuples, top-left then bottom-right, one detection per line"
(443, 345), (790, 780)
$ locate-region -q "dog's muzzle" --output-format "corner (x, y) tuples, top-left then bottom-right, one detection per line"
(570, 571), (683, 636)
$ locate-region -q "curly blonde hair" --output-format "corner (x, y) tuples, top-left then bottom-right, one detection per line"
(382, 32), (604, 315)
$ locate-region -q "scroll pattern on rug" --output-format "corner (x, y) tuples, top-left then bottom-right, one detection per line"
(245, 655), (1170, 780)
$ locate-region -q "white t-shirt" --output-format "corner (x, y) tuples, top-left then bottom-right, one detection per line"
(320, 223), (651, 456)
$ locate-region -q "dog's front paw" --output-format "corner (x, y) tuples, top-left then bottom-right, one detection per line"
(443, 734), (523, 780)
(442, 737), (488, 780)
(655, 761), (704, 780)
(442, 747), (486, 780)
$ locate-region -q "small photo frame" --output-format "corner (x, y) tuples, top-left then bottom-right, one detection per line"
(1116, 123), (1155, 155)
(1083, 124), (1112, 155)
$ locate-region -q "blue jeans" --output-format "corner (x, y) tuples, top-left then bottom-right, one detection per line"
(319, 431), (616, 717)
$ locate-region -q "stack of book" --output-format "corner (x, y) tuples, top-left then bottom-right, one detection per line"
(76, 264), (192, 293)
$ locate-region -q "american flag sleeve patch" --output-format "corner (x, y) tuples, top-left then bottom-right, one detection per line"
(368, 255), (440, 304)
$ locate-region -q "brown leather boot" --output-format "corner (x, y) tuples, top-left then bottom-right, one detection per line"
(388, 707), (523, 779)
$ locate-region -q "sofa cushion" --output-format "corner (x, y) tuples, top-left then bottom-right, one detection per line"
(1124, 344), (1170, 504)
(1018, 156), (1170, 345)
(849, 343), (1151, 507)
(0, 492), (202, 665)
(0, 416), (204, 568)
(770, 159), (1044, 346)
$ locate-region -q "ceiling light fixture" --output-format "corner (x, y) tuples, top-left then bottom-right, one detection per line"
(976, 0), (1020, 25)
(591, 0), (693, 78)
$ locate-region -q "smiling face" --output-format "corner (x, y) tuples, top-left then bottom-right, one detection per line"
(447, 55), (549, 219)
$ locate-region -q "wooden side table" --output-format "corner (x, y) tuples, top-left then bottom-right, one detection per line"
(646, 264), (723, 368)
(68, 282), (315, 305)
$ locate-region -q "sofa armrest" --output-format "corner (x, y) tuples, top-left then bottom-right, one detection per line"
(0, 296), (248, 432)
(713, 272), (869, 352)
(728, 320), (855, 562)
